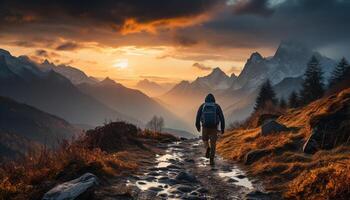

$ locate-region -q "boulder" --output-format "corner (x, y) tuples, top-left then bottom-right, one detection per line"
(257, 114), (280, 126)
(42, 173), (98, 200)
(261, 120), (289, 136)
(304, 99), (350, 153)
(245, 149), (271, 165)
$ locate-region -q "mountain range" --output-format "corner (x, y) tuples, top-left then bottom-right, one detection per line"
(77, 77), (191, 131)
(135, 79), (174, 97)
(39, 60), (99, 85)
(0, 49), (135, 126)
(0, 95), (82, 159)
(160, 41), (337, 124)
(0, 49), (193, 137)
(0, 40), (338, 143)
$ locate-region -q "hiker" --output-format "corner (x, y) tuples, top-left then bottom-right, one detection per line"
(195, 93), (225, 165)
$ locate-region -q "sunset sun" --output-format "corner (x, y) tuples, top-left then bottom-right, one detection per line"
(113, 59), (129, 69)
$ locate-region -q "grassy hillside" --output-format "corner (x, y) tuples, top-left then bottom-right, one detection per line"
(217, 88), (350, 199)
(0, 122), (177, 200)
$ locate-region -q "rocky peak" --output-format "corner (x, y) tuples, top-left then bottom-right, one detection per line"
(100, 77), (116, 85)
(230, 73), (237, 78)
(248, 52), (263, 63)
(0, 49), (11, 57)
(274, 40), (311, 60)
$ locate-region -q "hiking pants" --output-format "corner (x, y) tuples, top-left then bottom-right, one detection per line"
(202, 128), (218, 159)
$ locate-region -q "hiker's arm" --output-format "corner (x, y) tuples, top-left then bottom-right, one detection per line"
(217, 105), (225, 134)
(195, 105), (203, 132)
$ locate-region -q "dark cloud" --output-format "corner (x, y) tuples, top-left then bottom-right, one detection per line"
(0, 0), (222, 33)
(14, 40), (37, 47)
(1, 0), (350, 61)
(56, 42), (80, 51)
(192, 63), (212, 71)
(232, 0), (274, 17)
(35, 49), (48, 57)
(177, 0), (350, 56)
(34, 49), (60, 59)
(174, 35), (198, 46)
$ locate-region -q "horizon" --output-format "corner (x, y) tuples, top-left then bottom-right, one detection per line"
(1, 41), (346, 89)
(1, 0), (349, 87)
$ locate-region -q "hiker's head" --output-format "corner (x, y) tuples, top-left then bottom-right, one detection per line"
(205, 93), (215, 103)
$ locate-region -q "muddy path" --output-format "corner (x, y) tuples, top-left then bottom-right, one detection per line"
(94, 139), (277, 200)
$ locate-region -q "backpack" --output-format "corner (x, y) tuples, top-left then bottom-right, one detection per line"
(201, 102), (217, 128)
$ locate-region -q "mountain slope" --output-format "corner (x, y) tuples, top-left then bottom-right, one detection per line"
(77, 78), (193, 132)
(38, 59), (98, 85)
(0, 96), (80, 147)
(217, 87), (350, 199)
(235, 41), (336, 90)
(0, 49), (135, 127)
(135, 79), (173, 97)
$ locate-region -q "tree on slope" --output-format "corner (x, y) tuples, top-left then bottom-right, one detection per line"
(328, 57), (350, 88)
(146, 115), (164, 133)
(279, 98), (287, 109)
(300, 56), (325, 105)
(288, 91), (300, 108)
(254, 79), (278, 111)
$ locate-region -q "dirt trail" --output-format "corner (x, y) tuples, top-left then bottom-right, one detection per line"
(94, 139), (277, 200)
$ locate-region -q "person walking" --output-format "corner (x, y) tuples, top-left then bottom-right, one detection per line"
(195, 93), (225, 166)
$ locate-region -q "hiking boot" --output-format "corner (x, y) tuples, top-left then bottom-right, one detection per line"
(210, 158), (215, 166)
(205, 147), (210, 158)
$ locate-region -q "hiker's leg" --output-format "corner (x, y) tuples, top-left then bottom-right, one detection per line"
(202, 127), (209, 149)
(209, 131), (218, 159)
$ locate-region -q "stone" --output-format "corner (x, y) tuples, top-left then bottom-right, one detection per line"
(174, 184), (195, 193)
(261, 120), (289, 136)
(245, 149), (271, 165)
(257, 114), (280, 127)
(184, 158), (195, 163)
(147, 171), (160, 176)
(42, 173), (98, 200)
(148, 187), (163, 192)
(158, 178), (179, 186)
(226, 177), (239, 183)
(137, 181), (146, 185)
(175, 172), (198, 183)
(236, 174), (246, 179)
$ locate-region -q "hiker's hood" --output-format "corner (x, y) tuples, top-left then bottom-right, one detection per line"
(205, 93), (216, 103)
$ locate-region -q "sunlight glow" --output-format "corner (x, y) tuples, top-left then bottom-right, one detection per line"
(113, 59), (129, 69)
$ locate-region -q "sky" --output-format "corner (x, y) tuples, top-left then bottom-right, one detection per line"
(0, 0), (349, 87)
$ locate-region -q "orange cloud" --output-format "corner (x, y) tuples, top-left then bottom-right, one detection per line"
(119, 14), (209, 35)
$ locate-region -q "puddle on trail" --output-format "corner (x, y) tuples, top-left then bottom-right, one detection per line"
(217, 170), (254, 189)
(192, 140), (255, 190)
(127, 140), (256, 199)
(128, 141), (207, 199)
(156, 148), (183, 168)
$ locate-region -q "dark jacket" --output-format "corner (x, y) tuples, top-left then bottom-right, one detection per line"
(195, 94), (225, 133)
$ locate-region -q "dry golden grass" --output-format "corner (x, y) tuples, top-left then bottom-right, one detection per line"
(0, 122), (175, 200)
(0, 139), (139, 200)
(217, 88), (350, 199)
